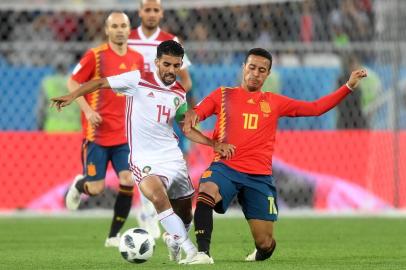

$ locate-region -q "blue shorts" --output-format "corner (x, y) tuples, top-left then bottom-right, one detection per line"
(200, 162), (278, 221)
(81, 141), (130, 181)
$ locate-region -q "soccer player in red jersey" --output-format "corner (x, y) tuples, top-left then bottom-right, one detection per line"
(64, 12), (144, 247)
(182, 48), (367, 264)
(128, 0), (193, 238)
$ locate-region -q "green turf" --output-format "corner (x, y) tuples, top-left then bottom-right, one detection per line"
(0, 217), (405, 269)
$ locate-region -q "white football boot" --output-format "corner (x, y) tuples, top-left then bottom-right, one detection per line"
(162, 232), (181, 262)
(65, 174), (83, 210)
(245, 249), (257, 261)
(104, 233), (120, 248)
(179, 251), (214, 265)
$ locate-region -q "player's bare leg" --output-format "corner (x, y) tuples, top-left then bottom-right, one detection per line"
(105, 170), (134, 247)
(245, 219), (276, 261)
(181, 181), (221, 264)
(139, 175), (197, 262)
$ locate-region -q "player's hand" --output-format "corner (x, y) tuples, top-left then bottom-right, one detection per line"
(50, 94), (75, 111)
(213, 141), (236, 160)
(183, 109), (199, 133)
(346, 69), (367, 90)
(85, 110), (103, 128)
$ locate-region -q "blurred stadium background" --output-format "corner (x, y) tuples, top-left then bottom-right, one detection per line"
(0, 0), (406, 214)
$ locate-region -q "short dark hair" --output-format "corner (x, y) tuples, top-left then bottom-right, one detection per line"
(244, 48), (273, 70)
(157, 40), (184, 59)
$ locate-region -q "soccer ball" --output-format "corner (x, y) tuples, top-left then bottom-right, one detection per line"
(119, 228), (155, 263)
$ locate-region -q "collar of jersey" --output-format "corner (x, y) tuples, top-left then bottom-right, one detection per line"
(137, 26), (161, 41)
(153, 71), (176, 89)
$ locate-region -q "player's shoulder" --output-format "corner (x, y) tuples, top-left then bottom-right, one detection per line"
(216, 86), (239, 93)
(156, 29), (176, 41)
(172, 81), (186, 93)
(90, 43), (109, 54)
(139, 71), (156, 85)
(221, 86), (239, 91)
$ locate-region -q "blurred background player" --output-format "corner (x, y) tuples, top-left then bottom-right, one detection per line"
(64, 12), (144, 247)
(128, 0), (193, 239)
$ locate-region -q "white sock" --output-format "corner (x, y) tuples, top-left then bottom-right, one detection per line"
(158, 208), (188, 239)
(181, 238), (197, 256)
(158, 208), (197, 254)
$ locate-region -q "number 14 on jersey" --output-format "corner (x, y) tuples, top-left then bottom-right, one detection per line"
(157, 105), (171, 123)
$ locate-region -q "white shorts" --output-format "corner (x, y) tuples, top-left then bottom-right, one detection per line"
(130, 159), (194, 200)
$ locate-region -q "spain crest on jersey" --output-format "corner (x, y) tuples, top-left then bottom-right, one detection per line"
(260, 100), (271, 113)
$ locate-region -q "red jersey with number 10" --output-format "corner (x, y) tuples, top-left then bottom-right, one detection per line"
(194, 85), (351, 175)
(71, 43), (144, 146)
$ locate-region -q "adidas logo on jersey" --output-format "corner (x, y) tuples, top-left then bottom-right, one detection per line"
(247, 98), (256, 104)
(147, 92), (155, 98)
(119, 63), (127, 69)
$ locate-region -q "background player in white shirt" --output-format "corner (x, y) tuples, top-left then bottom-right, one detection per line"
(129, 0), (192, 90)
(128, 0), (193, 238)
(51, 40), (235, 263)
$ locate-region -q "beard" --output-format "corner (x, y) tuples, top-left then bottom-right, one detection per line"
(162, 73), (176, 85)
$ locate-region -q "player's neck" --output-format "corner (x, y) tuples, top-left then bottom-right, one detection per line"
(241, 84), (261, 93)
(141, 25), (159, 38)
(109, 41), (128, 56)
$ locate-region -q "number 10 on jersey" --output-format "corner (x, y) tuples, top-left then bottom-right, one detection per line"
(157, 105), (171, 123)
(242, 113), (258, 129)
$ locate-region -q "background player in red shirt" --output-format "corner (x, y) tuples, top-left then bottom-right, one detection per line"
(65, 12), (144, 247)
(182, 48), (367, 264)
(128, 0), (193, 239)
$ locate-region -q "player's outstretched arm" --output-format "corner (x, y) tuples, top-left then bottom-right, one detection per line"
(51, 78), (110, 111)
(279, 69), (367, 117)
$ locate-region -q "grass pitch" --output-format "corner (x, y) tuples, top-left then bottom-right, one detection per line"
(0, 216), (405, 270)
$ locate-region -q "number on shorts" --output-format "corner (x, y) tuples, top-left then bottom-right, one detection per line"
(268, 196), (277, 214)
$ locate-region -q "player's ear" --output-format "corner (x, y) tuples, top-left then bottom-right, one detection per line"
(154, 58), (159, 67)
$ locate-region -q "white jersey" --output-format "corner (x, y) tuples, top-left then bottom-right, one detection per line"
(107, 70), (187, 168)
(128, 26), (191, 72)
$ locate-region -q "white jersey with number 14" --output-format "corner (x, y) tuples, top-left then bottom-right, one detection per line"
(107, 70), (186, 167)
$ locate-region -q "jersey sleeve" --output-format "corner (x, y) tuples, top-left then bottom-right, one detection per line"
(71, 50), (96, 84)
(194, 87), (222, 121)
(277, 84), (352, 117)
(173, 36), (191, 69)
(107, 70), (141, 96)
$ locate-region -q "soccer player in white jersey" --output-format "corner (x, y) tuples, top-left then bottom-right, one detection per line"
(51, 40), (235, 264)
(128, 0), (193, 238)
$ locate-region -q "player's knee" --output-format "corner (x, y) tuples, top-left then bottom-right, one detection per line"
(198, 182), (221, 202)
(86, 181), (105, 195)
(119, 171), (134, 186)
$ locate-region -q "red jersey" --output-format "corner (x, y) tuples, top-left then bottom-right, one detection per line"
(71, 43), (144, 146)
(194, 85), (352, 175)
